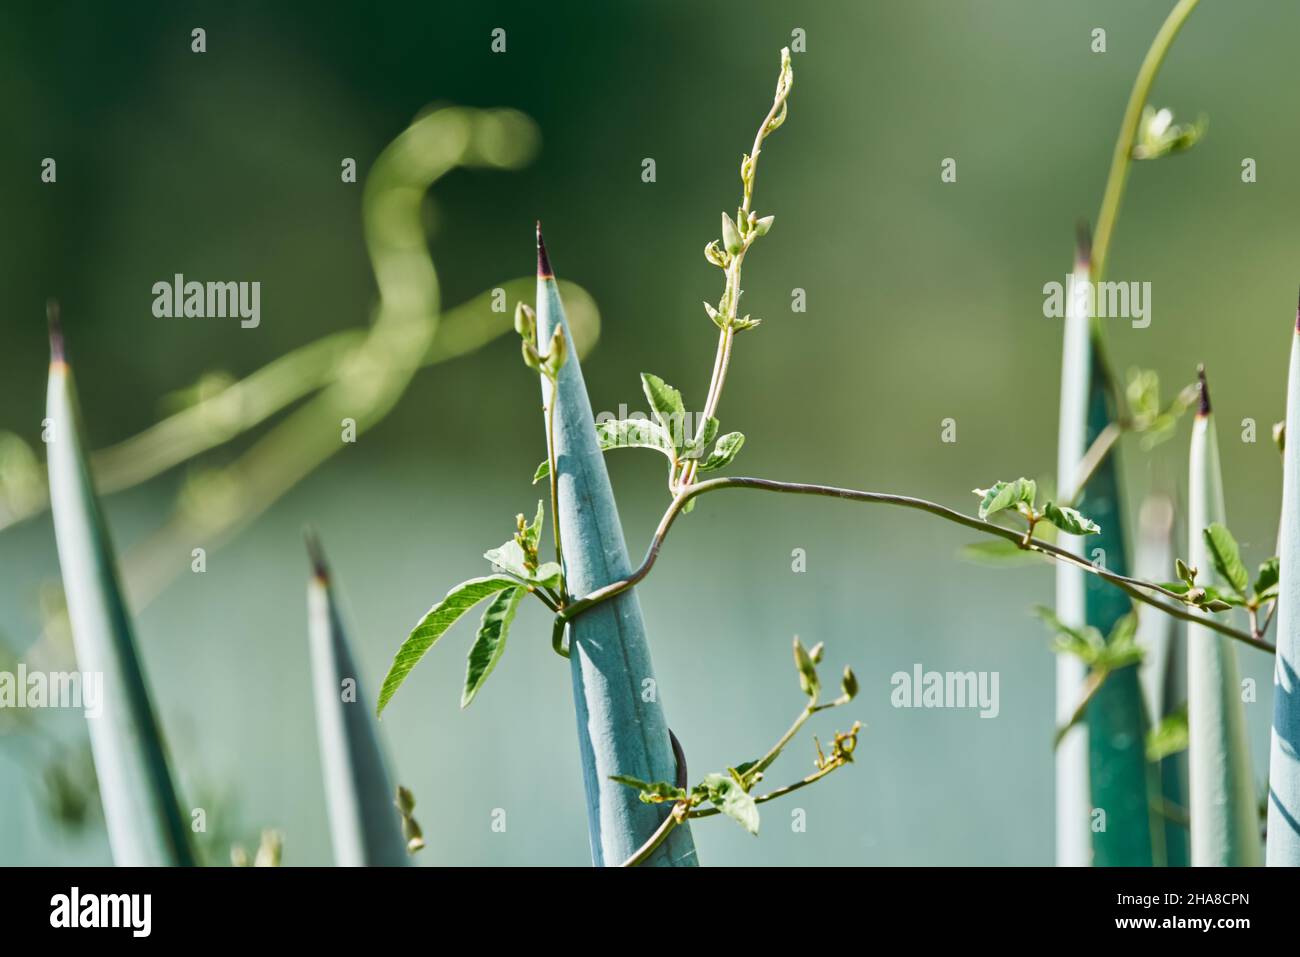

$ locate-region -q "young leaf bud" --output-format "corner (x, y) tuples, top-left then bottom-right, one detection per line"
(514, 302), (536, 342)
(841, 666), (858, 700)
(544, 326), (568, 377)
(792, 636), (819, 698)
(721, 212), (743, 255)
(396, 785), (417, 816)
(754, 214), (775, 236)
(704, 240), (728, 268)
(522, 339), (543, 372)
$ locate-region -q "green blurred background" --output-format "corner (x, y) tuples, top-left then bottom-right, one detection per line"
(2, 0), (1298, 865)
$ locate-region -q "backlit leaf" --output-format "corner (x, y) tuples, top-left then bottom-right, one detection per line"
(378, 576), (519, 713)
(461, 587), (525, 708)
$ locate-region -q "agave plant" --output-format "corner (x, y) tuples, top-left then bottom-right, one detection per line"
(1183, 369), (1260, 865)
(306, 534), (411, 866)
(44, 304), (193, 866)
(1268, 298), (1300, 865)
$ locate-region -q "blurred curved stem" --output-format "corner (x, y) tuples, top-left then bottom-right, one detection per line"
(1068, 421), (1123, 508)
(0, 277), (598, 538)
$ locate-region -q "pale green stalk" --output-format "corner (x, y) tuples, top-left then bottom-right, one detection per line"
(1136, 497), (1177, 718)
(1055, 236), (1093, 867)
(1135, 496), (1189, 866)
(1059, 0), (1202, 867)
(1187, 380), (1260, 865)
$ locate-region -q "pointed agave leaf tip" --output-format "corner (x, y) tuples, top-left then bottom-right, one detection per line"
(1196, 363), (1211, 417)
(304, 528), (330, 583)
(536, 220), (553, 278)
(1074, 220), (1092, 267)
(669, 728), (688, 790)
(47, 299), (65, 364)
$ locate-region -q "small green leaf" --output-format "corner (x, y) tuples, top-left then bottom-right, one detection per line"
(543, 325), (568, 377)
(960, 539), (1039, 566)
(840, 666), (858, 701)
(1203, 522), (1249, 598)
(513, 302), (536, 342)
(1018, 479), (1037, 508)
(1255, 557), (1280, 603)
(531, 561), (563, 590)
(1043, 501), (1101, 536)
(1132, 105), (1207, 160)
(792, 636), (819, 698)
(484, 540), (530, 580)
(640, 373), (688, 448)
(1097, 613), (1143, 670)
(461, 587), (524, 708)
(698, 432), (745, 472)
(1175, 558), (1197, 587)
(522, 500), (544, 553)
(721, 212), (743, 254)
(701, 772), (760, 835)
(682, 416), (720, 460)
(1036, 606), (1105, 663)
(1197, 586), (1245, 607)
(378, 576), (520, 714)
(753, 214), (774, 236)
(533, 417), (676, 481)
(1146, 704), (1190, 762)
(608, 775), (686, 804)
(972, 479), (1034, 520)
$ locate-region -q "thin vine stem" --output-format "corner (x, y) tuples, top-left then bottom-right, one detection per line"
(619, 807), (686, 867)
(748, 704), (814, 781)
(689, 764), (840, 819)
(554, 475), (1272, 655)
(619, 762), (845, 867)
(679, 50), (791, 490)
